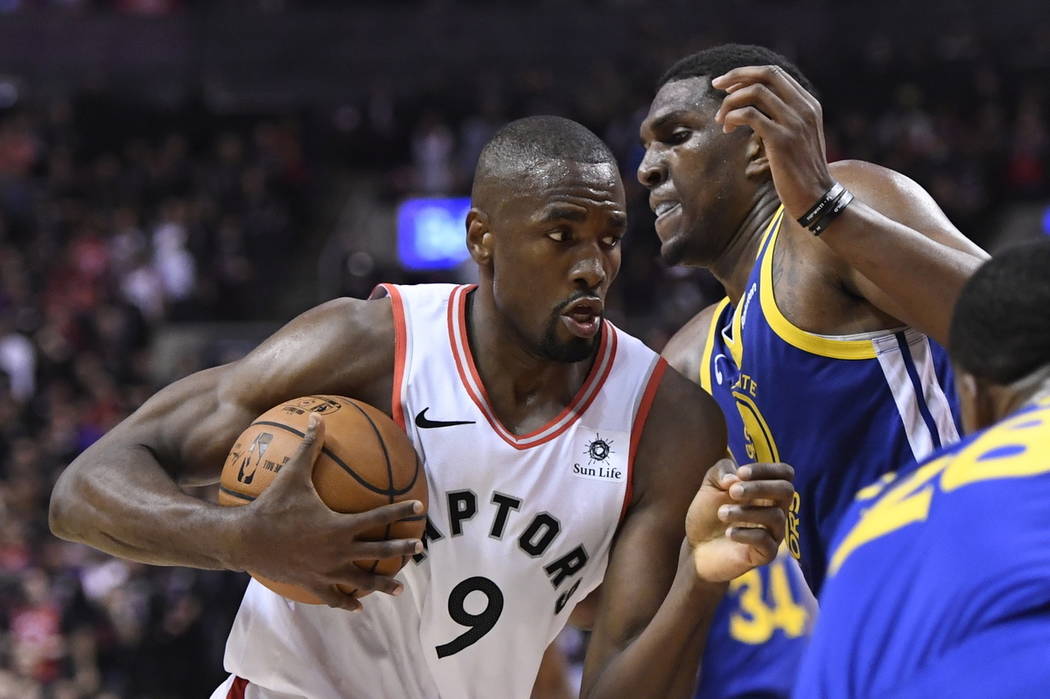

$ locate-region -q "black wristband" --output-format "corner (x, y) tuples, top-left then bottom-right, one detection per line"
(796, 182), (844, 228)
(809, 189), (855, 235)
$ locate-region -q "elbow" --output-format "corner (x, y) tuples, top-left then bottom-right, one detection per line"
(48, 468), (82, 542)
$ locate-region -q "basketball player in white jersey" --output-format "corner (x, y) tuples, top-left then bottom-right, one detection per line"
(49, 116), (794, 699)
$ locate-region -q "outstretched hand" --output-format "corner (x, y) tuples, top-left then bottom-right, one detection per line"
(686, 458), (794, 583)
(712, 65), (834, 222)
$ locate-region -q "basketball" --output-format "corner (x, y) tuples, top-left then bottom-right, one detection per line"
(218, 395), (427, 604)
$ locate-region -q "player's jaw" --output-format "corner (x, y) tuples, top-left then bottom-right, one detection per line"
(649, 187), (690, 265)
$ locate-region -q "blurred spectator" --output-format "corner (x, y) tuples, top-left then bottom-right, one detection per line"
(412, 111), (456, 194)
(0, 92), (311, 695)
(0, 318), (34, 403)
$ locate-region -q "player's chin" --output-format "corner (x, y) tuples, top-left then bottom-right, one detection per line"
(658, 232), (690, 267)
(542, 332), (597, 364)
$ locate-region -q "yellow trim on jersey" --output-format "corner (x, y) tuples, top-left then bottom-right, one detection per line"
(726, 294), (745, 366)
(758, 208), (879, 360)
(699, 297), (731, 394)
(705, 212), (786, 381)
(721, 208), (785, 368)
(757, 205), (783, 250)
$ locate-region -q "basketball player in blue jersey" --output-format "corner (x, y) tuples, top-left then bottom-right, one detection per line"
(796, 240), (1050, 697)
(666, 324), (815, 699)
(640, 44), (988, 597)
(50, 116), (794, 699)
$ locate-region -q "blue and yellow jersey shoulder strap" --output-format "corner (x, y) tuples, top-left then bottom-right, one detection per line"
(756, 207), (880, 360)
(699, 298), (730, 394)
(699, 206), (785, 392)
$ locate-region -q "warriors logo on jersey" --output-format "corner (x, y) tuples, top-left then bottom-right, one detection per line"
(701, 207), (961, 593)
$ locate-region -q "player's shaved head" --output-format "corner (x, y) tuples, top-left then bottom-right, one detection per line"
(950, 240), (1050, 385)
(471, 116), (616, 213)
(464, 115), (624, 366)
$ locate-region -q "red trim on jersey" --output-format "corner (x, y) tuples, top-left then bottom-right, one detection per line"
(621, 358), (668, 521)
(372, 283), (408, 430)
(227, 676), (249, 699)
(447, 285), (482, 429)
(446, 284), (618, 450)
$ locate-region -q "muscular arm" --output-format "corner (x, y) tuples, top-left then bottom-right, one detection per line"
(712, 66), (987, 348)
(580, 368), (728, 699)
(49, 297), (395, 570)
(808, 160), (988, 346)
(531, 642), (575, 699)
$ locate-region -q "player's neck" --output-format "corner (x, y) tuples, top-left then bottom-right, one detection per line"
(465, 287), (592, 429)
(709, 188), (781, 304)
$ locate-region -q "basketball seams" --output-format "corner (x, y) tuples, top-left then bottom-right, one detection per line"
(223, 395), (427, 603)
(343, 399), (398, 580)
(342, 400), (397, 504)
(219, 486), (256, 502)
(249, 420), (416, 497)
(334, 393), (423, 493)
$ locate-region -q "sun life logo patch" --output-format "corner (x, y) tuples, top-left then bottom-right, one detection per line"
(584, 434), (613, 465)
(573, 433), (624, 482)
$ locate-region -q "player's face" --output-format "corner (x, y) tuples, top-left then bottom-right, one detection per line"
(638, 77), (755, 267)
(490, 160), (626, 363)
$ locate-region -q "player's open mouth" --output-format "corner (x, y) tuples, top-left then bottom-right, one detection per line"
(652, 199), (682, 238)
(653, 200), (681, 221)
(560, 298), (603, 339)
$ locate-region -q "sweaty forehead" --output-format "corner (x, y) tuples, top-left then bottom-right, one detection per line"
(642, 77), (717, 131)
(506, 159), (625, 212)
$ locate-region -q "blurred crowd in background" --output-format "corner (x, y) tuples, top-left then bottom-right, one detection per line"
(0, 1), (1048, 696)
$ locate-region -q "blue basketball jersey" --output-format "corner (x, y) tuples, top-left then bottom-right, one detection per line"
(696, 550), (815, 699)
(794, 396), (1050, 698)
(702, 207), (961, 593)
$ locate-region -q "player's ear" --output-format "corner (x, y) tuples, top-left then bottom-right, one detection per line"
(743, 131), (770, 180)
(954, 368), (980, 435)
(954, 367), (996, 434)
(466, 208), (494, 266)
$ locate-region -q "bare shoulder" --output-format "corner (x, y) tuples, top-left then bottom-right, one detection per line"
(630, 364), (727, 509)
(828, 160), (987, 257)
(661, 302), (722, 385)
(224, 295), (396, 412)
(104, 295), (397, 487)
(278, 295), (394, 358)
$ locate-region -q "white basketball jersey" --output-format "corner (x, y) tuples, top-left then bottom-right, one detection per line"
(222, 283), (666, 699)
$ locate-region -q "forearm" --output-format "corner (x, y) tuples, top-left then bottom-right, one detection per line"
(49, 443), (241, 570)
(582, 555), (726, 699)
(817, 200), (984, 344)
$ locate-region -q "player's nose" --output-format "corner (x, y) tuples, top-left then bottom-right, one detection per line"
(570, 248), (607, 290)
(637, 147), (666, 189)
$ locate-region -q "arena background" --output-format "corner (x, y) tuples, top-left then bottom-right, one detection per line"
(0, 1), (1047, 696)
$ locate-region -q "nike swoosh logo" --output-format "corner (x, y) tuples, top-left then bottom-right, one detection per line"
(414, 408), (476, 429)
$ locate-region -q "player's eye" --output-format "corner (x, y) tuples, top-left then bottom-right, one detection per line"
(546, 229), (570, 243)
(667, 129), (691, 145)
(601, 235), (622, 249)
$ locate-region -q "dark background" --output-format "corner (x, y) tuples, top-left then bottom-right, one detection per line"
(0, 1), (1048, 696)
